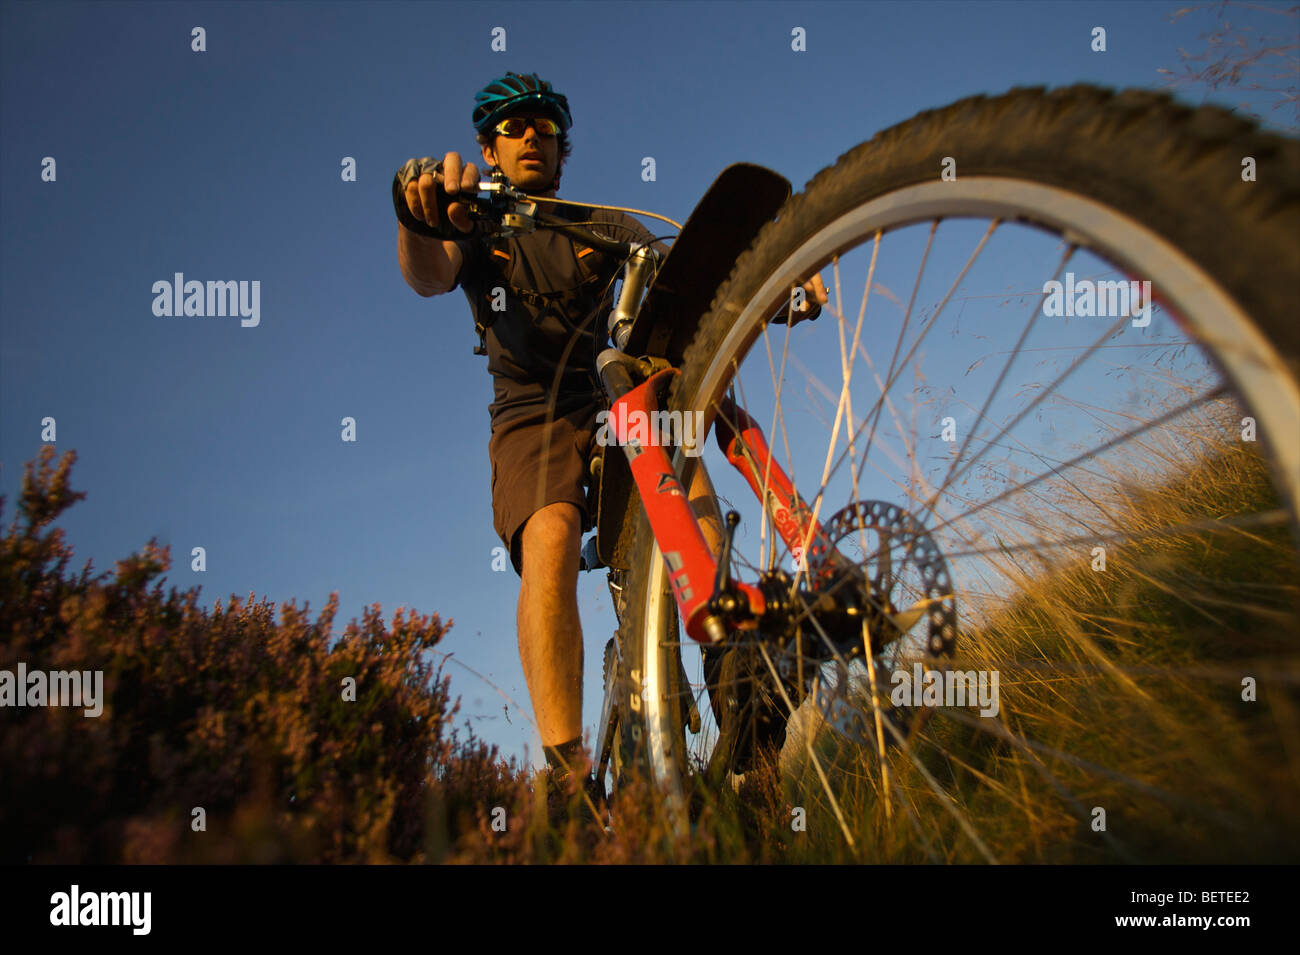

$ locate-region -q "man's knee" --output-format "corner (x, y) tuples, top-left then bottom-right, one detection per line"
(519, 502), (582, 583)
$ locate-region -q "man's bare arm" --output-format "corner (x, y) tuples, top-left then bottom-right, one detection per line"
(399, 228), (463, 297)
(395, 151), (480, 296)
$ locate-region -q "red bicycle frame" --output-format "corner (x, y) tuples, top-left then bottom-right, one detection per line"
(607, 367), (839, 643)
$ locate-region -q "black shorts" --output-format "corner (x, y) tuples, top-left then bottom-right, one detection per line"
(489, 403), (599, 577)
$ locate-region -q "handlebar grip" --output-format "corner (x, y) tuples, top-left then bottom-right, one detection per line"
(393, 157), (477, 240)
(392, 171), (442, 238)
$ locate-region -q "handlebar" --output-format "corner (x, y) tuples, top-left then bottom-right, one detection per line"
(436, 168), (669, 356)
(453, 170), (651, 262)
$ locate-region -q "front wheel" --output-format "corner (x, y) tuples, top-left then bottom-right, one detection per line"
(619, 85), (1300, 859)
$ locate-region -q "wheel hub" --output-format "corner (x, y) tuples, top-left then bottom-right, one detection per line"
(754, 499), (958, 664)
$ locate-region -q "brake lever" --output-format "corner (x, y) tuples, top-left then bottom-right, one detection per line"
(460, 174), (537, 237)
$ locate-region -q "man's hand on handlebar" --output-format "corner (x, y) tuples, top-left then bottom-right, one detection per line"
(799, 273), (828, 311)
(773, 272), (829, 326)
(394, 152), (481, 237)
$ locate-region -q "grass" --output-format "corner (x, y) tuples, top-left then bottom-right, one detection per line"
(768, 403), (1300, 863)
(4, 414), (1297, 862)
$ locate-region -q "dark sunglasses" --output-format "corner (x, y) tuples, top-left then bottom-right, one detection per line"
(492, 116), (561, 138)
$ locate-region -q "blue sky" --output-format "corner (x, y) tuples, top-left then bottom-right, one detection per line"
(3, 0), (1293, 766)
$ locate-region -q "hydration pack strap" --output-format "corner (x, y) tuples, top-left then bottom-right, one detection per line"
(473, 241), (611, 356)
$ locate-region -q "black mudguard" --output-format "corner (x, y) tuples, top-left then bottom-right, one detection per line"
(596, 162), (791, 570)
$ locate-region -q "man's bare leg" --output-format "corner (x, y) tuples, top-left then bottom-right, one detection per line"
(517, 465), (715, 770)
(517, 501), (584, 758)
(685, 457), (723, 554)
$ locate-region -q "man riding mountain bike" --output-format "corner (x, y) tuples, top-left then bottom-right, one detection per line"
(393, 71), (828, 821)
(393, 71), (669, 814)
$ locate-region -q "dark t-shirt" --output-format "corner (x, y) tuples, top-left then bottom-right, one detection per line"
(451, 204), (668, 426)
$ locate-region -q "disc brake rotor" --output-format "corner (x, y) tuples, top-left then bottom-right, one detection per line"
(819, 499), (958, 658)
(798, 500), (959, 744)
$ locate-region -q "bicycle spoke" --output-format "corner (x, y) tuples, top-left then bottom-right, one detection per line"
(940, 508), (1290, 559)
(800, 220), (1004, 520)
(757, 642), (857, 850)
(914, 306), (1134, 538)
(925, 384), (1228, 535)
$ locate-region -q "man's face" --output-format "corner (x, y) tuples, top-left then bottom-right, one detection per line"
(481, 111), (561, 194)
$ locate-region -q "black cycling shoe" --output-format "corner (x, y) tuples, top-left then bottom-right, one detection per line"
(542, 768), (608, 828)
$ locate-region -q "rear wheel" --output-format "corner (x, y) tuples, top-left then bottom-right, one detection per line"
(619, 85), (1300, 858)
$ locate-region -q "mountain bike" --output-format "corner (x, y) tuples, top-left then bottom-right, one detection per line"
(453, 85), (1300, 857)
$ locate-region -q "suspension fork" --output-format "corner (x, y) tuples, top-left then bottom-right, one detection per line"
(712, 394), (840, 577)
(599, 355), (761, 642)
(598, 353), (845, 643)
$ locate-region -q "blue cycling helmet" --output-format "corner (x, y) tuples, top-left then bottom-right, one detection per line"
(472, 71), (573, 135)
